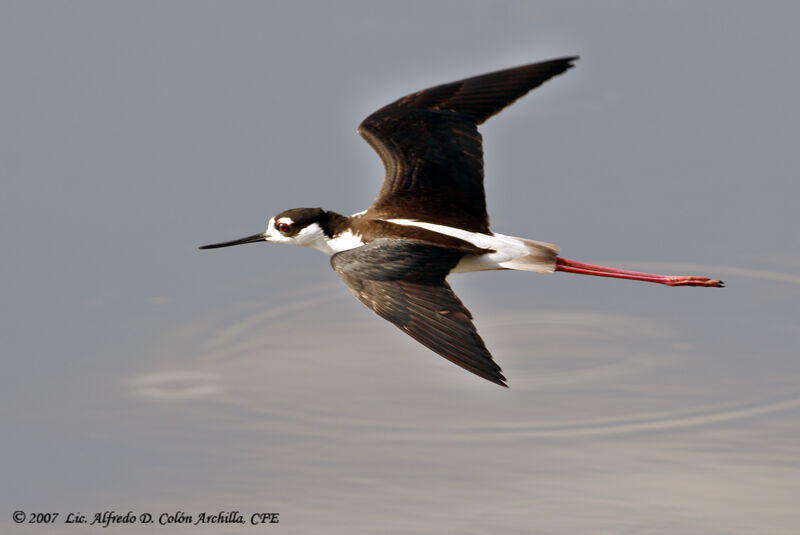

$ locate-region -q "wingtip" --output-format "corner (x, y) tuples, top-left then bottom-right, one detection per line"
(534, 56), (579, 78)
(489, 373), (509, 388)
(551, 55), (580, 66)
(562, 56), (580, 70)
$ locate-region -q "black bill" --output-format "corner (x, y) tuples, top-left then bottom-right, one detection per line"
(199, 232), (266, 250)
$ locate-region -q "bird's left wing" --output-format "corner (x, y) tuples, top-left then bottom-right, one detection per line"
(359, 57), (578, 233)
(331, 239), (507, 387)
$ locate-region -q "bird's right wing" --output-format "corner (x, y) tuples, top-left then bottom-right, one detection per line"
(331, 239), (507, 387)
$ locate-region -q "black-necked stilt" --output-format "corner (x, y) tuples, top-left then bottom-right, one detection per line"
(200, 57), (723, 387)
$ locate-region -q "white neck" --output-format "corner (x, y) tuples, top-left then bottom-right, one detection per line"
(322, 228), (364, 254)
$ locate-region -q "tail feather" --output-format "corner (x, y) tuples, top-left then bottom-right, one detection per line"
(499, 237), (560, 273)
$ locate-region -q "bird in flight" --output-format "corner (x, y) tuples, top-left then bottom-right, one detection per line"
(200, 57), (723, 387)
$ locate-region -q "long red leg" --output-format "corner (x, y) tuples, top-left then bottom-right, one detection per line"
(555, 257), (724, 287)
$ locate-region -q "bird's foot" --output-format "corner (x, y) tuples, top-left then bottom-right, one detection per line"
(664, 276), (724, 288)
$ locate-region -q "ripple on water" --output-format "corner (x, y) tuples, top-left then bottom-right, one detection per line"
(135, 263), (800, 440)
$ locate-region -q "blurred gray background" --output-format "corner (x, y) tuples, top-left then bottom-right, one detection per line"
(2, 1), (798, 533)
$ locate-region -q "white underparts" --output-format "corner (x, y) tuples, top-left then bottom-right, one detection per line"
(386, 219), (560, 274)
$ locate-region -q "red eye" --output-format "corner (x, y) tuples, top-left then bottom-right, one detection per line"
(276, 222), (290, 233)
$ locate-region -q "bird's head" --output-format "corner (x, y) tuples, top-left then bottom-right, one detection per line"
(199, 207), (334, 253)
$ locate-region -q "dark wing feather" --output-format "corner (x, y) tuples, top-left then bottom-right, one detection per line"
(331, 239), (507, 387)
(359, 57), (578, 233)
